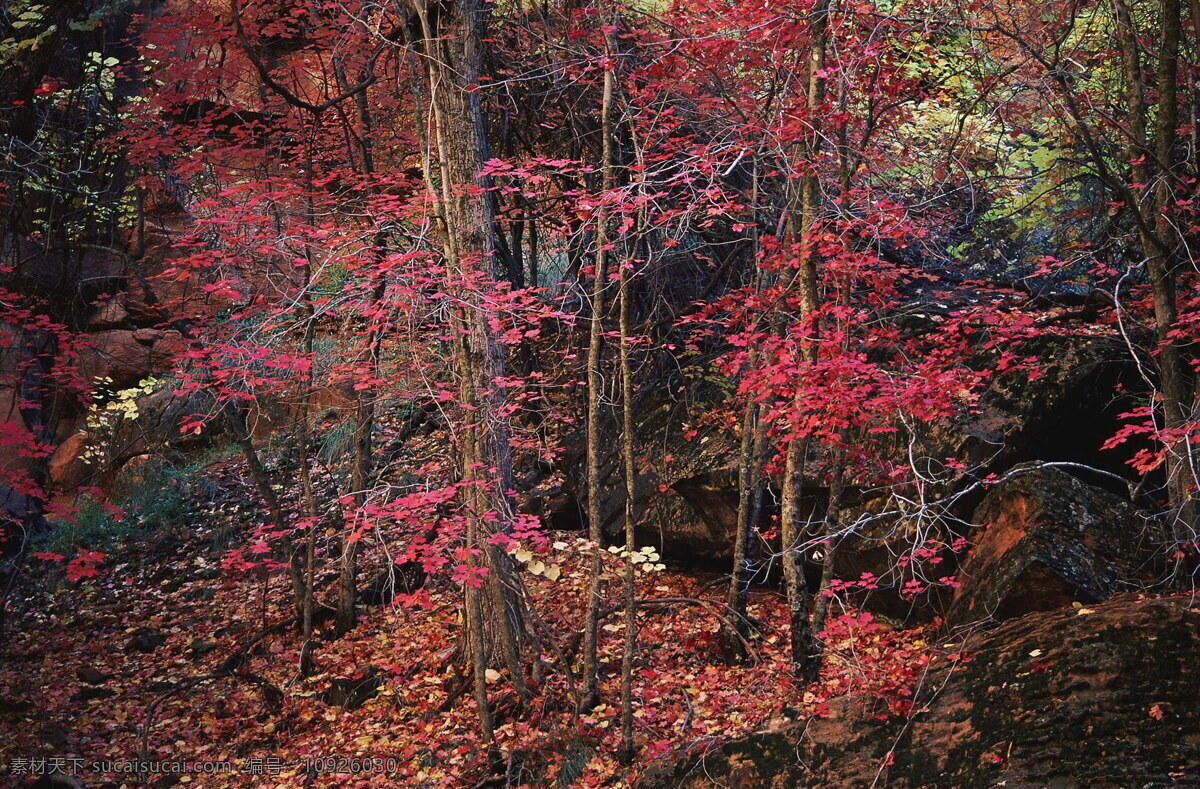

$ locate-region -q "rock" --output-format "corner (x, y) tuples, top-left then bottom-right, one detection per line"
(946, 465), (1153, 627)
(570, 338), (1142, 569)
(78, 329), (187, 389)
(321, 667), (383, 710)
(666, 469), (743, 562)
(929, 336), (1145, 513)
(184, 587), (217, 602)
(823, 496), (961, 623)
(567, 386), (765, 564)
(0, 485), (48, 554)
(37, 723), (70, 747)
(105, 386), (222, 466)
(0, 388), (38, 477)
(145, 679), (179, 693)
(646, 595), (1200, 787)
(79, 330), (154, 388)
(48, 433), (91, 491)
(124, 628), (166, 653)
(124, 279), (167, 323)
(521, 489), (584, 532)
(149, 329), (187, 369)
(0, 696), (32, 714)
(76, 666), (109, 684)
(87, 292), (130, 329)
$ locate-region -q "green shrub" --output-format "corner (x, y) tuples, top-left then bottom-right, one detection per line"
(39, 443), (235, 556)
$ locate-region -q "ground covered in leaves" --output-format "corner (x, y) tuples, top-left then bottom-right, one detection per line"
(0, 452), (941, 788)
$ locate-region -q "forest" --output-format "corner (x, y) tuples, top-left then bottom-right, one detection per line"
(0, 0), (1198, 785)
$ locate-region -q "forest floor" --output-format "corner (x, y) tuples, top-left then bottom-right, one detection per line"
(0, 451), (938, 788)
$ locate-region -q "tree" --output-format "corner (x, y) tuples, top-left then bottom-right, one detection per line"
(408, 0), (535, 748)
(582, 13), (618, 709)
(971, 0), (1199, 581)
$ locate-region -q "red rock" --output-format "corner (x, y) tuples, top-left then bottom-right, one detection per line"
(78, 329), (188, 389)
(47, 433), (90, 491)
(150, 330), (188, 369)
(946, 465), (1150, 627)
(79, 330), (154, 388)
(87, 293), (129, 329)
(0, 388), (38, 475)
(647, 596), (1200, 788)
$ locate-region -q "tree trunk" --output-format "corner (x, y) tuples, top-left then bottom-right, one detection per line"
(297, 321), (319, 673)
(724, 159), (766, 661)
(618, 205), (638, 766)
(810, 442), (844, 637)
(583, 22), (617, 707)
(297, 143), (323, 675)
(410, 0), (531, 712)
(780, 0), (830, 682)
(1148, 0), (1196, 565)
(1118, 0), (1195, 573)
(224, 403), (307, 619)
(723, 393), (763, 660)
(336, 76), (388, 637)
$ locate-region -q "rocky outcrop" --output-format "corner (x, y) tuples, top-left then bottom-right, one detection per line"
(566, 385), (744, 562)
(104, 386), (222, 466)
(78, 329), (187, 390)
(572, 335), (1142, 568)
(647, 595), (1200, 788)
(822, 495), (961, 622)
(44, 387), (223, 495)
(946, 465), (1154, 627)
(85, 292), (130, 330)
(930, 336), (1143, 510)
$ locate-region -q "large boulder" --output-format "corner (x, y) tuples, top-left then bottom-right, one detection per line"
(78, 329), (186, 389)
(647, 595), (1200, 788)
(567, 386), (743, 563)
(104, 386), (221, 465)
(928, 335), (1144, 512)
(946, 465), (1153, 627)
(571, 335), (1142, 567)
(85, 292), (130, 330)
(821, 495), (962, 623)
(570, 382), (836, 564)
(47, 432), (92, 491)
(0, 387), (39, 478)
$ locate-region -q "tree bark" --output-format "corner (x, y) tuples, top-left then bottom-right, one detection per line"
(583, 22), (617, 708)
(724, 159), (766, 661)
(780, 0), (830, 682)
(224, 403), (307, 619)
(336, 68), (388, 637)
(410, 0), (531, 723)
(1148, 0), (1196, 562)
(618, 203), (638, 766)
(1116, 0), (1195, 571)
